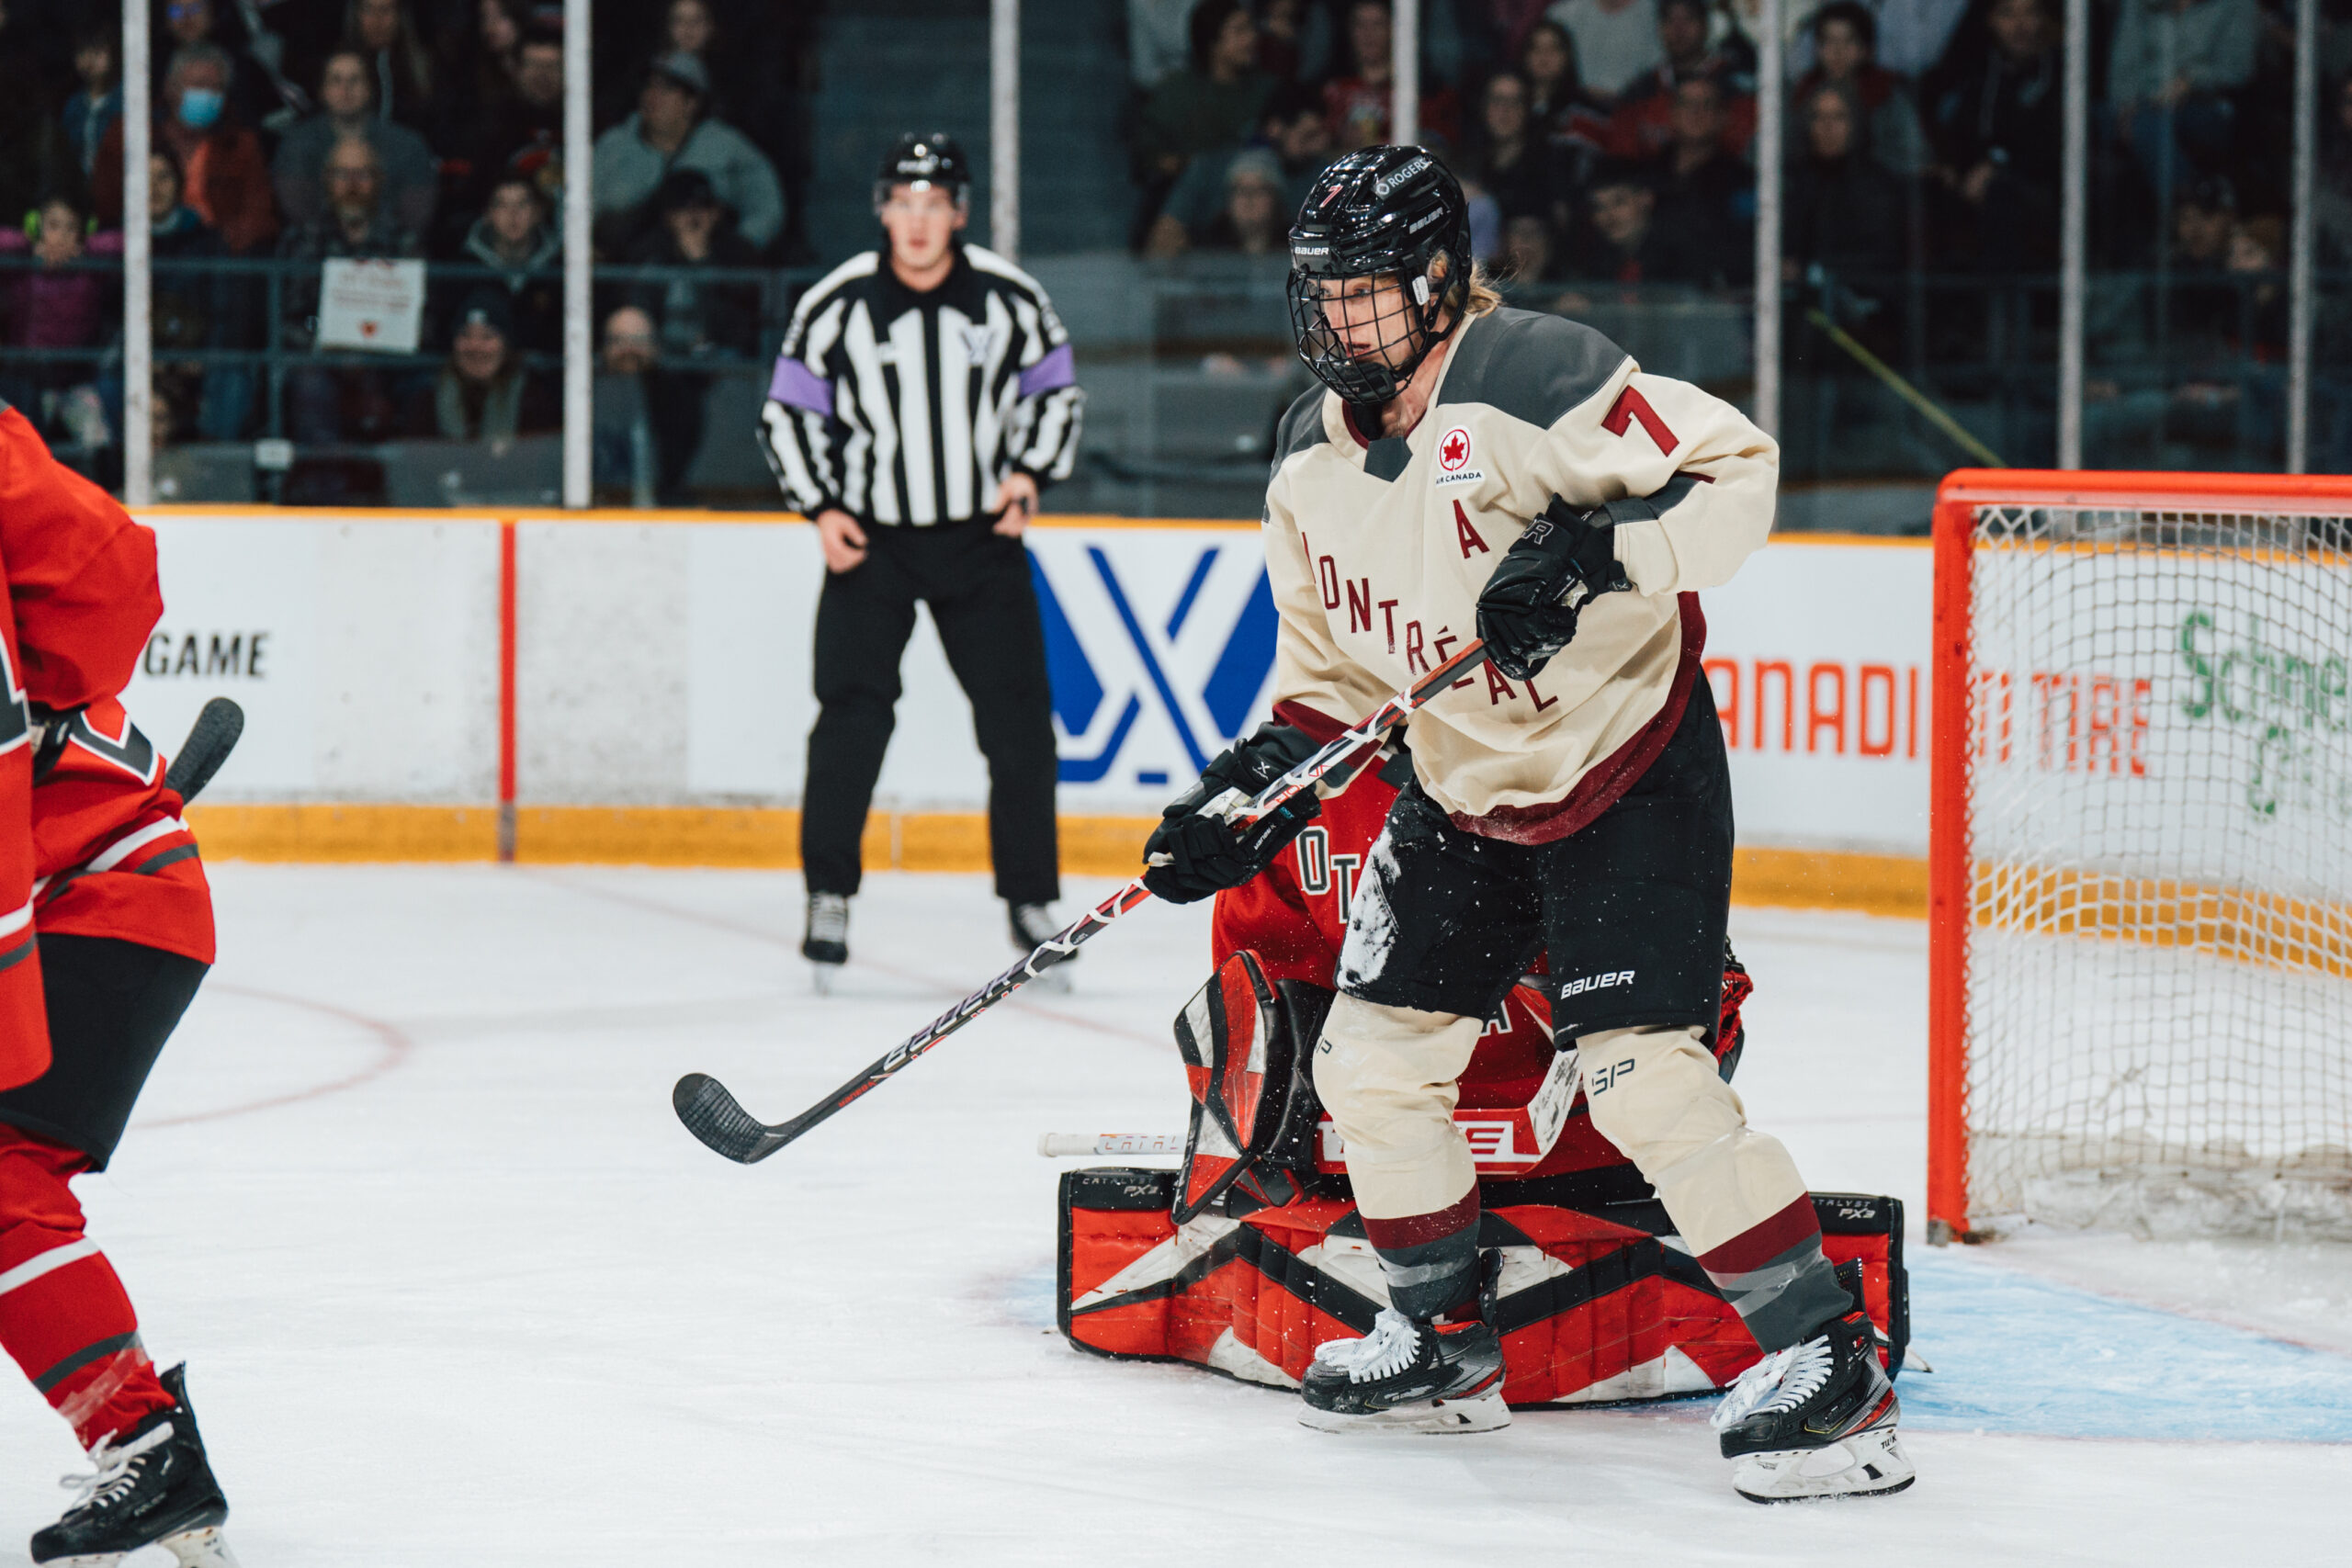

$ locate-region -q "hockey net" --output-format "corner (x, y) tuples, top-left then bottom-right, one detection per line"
(1929, 471), (2352, 1242)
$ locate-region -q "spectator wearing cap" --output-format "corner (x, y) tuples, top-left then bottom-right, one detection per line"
(1790, 4), (1928, 178)
(455, 173), (563, 355)
(592, 51), (785, 254)
(276, 47), (439, 236)
(405, 286), (558, 442)
(96, 42), (279, 255)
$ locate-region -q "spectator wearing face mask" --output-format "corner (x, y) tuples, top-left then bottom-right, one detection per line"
(96, 42), (279, 255)
(275, 47), (439, 236)
(405, 286), (559, 442)
(592, 51), (785, 256)
(454, 173), (563, 355)
(154, 0), (306, 134)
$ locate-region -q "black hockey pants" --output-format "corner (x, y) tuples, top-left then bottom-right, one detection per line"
(802, 517), (1061, 905)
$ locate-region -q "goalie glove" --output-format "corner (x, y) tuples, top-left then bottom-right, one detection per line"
(1142, 722), (1324, 905)
(1474, 495), (1643, 681)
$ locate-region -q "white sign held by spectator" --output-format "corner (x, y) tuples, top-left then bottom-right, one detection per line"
(315, 258), (427, 354)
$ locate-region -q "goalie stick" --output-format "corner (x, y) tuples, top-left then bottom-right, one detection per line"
(672, 637), (1496, 1165)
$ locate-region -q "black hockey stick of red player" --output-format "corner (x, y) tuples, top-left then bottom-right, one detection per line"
(671, 638), (1496, 1165)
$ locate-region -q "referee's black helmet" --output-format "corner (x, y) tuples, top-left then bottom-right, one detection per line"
(1286, 146), (1474, 407)
(874, 133), (972, 209)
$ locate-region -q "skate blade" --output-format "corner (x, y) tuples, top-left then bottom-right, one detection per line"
(164, 1526), (243, 1568)
(1299, 1386), (1510, 1435)
(1732, 1427), (1915, 1503)
(809, 962), (842, 996)
(45, 1527), (240, 1568)
(1025, 964), (1072, 995)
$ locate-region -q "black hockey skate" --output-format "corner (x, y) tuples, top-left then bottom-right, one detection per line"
(803, 892), (849, 992)
(33, 1364), (240, 1566)
(1299, 1308), (1510, 1434)
(1008, 902), (1074, 991)
(1712, 1308), (1912, 1503)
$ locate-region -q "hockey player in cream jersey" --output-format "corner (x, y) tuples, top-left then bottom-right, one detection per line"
(1141, 147), (1913, 1502)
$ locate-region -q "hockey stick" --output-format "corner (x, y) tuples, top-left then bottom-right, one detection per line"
(672, 637), (1495, 1165)
(165, 698), (245, 805)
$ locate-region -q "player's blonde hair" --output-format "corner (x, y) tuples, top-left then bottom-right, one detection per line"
(1464, 260), (1504, 319)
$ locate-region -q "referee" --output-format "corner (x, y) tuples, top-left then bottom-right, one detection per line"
(761, 133), (1084, 984)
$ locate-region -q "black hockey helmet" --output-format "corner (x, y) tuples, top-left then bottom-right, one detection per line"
(874, 132), (972, 209)
(1286, 145), (1475, 407)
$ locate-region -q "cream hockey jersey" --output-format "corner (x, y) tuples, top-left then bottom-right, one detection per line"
(1262, 305), (1776, 843)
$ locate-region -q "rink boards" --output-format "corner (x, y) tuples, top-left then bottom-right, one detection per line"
(123, 508), (1932, 903)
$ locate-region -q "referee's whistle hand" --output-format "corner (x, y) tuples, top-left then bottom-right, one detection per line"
(992, 471), (1040, 538)
(817, 509), (868, 572)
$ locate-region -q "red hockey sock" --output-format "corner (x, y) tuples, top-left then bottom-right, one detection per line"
(0, 1128), (174, 1449)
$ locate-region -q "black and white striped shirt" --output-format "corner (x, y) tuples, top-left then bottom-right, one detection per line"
(759, 244), (1083, 525)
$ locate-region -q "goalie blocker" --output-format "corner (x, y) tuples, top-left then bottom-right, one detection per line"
(1057, 951), (1909, 1405)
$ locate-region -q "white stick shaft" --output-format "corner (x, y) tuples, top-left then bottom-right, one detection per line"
(1038, 1133), (1184, 1157)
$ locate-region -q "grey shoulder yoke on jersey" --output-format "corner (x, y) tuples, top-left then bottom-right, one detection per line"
(1443, 306), (1632, 429)
(1271, 381), (1330, 475)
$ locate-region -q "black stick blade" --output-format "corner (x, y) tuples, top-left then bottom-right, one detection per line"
(165, 697), (246, 805)
(673, 1072), (782, 1164)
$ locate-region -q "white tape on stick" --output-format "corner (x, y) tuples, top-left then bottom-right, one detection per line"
(1037, 1133), (1184, 1157)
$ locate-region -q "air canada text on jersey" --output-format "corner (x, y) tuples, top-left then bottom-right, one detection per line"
(143, 631), (269, 679)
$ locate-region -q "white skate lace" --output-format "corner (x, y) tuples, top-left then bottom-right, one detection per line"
(59, 1422), (172, 1516)
(807, 894), (849, 944)
(1709, 1337), (1835, 1431)
(1311, 1308), (1424, 1384)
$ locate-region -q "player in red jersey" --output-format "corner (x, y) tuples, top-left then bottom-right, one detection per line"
(0, 403), (237, 1567)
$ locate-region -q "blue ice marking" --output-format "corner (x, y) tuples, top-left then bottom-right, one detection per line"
(1901, 1249), (2352, 1443)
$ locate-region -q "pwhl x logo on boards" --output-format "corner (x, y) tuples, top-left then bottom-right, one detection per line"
(1028, 540), (1277, 793)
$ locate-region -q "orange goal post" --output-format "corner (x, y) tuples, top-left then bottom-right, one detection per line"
(1928, 470), (2352, 1243)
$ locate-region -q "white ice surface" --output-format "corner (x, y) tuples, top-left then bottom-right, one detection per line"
(0, 869), (2343, 1566)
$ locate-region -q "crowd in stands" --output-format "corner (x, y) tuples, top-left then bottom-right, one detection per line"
(0, 0), (813, 486)
(1127, 0), (2312, 302)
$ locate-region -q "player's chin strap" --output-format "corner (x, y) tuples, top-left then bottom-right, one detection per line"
(671, 637), (1498, 1166)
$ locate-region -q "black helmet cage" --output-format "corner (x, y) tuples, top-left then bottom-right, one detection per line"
(1286, 147), (1474, 407)
(874, 132), (971, 212)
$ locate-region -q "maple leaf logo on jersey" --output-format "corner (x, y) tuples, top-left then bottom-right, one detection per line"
(1439, 427), (1472, 472)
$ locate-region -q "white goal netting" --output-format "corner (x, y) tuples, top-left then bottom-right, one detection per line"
(1959, 502), (2352, 1237)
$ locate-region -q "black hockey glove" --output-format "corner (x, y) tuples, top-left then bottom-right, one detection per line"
(1142, 722), (1324, 905)
(1474, 495), (1644, 681)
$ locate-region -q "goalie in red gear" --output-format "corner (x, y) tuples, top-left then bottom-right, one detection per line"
(0, 404), (237, 1565)
(1058, 750), (1905, 1413)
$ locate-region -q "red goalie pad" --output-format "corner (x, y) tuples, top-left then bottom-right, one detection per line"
(1057, 1168), (1909, 1405)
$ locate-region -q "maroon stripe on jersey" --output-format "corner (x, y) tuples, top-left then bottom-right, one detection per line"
(1361, 1188), (1479, 1252)
(1450, 592), (1707, 846)
(1695, 1193), (1825, 1278)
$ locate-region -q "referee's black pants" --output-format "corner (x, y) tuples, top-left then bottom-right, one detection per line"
(803, 517), (1060, 906)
